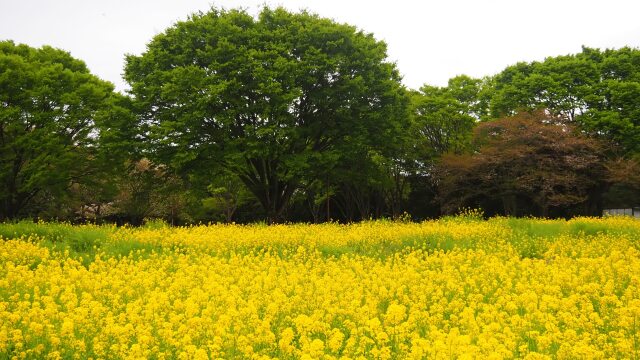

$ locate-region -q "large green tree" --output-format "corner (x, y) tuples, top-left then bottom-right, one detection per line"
(0, 41), (128, 220)
(125, 7), (408, 222)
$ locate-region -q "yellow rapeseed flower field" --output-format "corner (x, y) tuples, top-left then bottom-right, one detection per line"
(1, 216), (639, 359)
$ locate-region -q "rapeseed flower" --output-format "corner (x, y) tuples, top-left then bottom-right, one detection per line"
(0, 217), (639, 358)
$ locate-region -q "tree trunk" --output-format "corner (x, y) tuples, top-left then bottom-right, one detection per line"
(326, 174), (331, 222)
(501, 194), (517, 217)
(237, 157), (298, 224)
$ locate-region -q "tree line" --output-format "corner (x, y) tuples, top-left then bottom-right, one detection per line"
(1, 7), (639, 224)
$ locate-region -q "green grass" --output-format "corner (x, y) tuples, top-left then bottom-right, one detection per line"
(0, 220), (165, 266)
(2, 216), (639, 264)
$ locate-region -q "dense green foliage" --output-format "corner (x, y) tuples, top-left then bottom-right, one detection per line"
(1, 7), (639, 223)
(0, 41), (132, 221)
(487, 47), (640, 155)
(124, 8), (409, 222)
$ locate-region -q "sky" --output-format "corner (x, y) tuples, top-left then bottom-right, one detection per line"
(1, 0), (640, 93)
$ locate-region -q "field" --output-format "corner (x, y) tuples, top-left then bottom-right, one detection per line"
(1, 216), (640, 359)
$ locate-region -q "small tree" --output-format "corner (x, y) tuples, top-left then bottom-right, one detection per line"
(201, 172), (253, 223)
(108, 159), (188, 225)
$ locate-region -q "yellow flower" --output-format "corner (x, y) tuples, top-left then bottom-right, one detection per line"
(1, 217), (640, 358)
(309, 338), (325, 358)
(384, 303), (406, 326)
(278, 327), (296, 354)
(328, 329), (345, 353)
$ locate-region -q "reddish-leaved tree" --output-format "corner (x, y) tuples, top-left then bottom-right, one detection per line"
(436, 111), (610, 217)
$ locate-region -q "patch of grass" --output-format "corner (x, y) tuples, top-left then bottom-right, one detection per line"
(0, 220), (72, 242)
(568, 220), (608, 237)
(316, 233), (478, 260)
(3, 216), (638, 263)
(0, 221), (166, 266)
(102, 240), (165, 260)
(0, 221), (111, 248)
(505, 218), (564, 238)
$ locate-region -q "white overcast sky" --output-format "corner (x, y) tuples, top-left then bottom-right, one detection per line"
(1, 0), (640, 93)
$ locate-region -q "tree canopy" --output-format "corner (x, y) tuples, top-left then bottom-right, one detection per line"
(0, 41), (128, 220)
(411, 75), (482, 160)
(487, 47), (640, 155)
(124, 7), (409, 222)
(2, 8), (640, 223)
(437, 111), (610, 217)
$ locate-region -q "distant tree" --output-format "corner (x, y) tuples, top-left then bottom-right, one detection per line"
(108, 159), (188, 225)
(606, 157), (640, 187)
(404, 76), (483, 218)
(489, 54), (598, 121)
(488, 47), (640, 155)
(125, 7), (408, 223)
(411, 79), (478, 159)
(580, 48), (640, 154)
(436, 111), (609, 217)
(602, 157), (640, 209)
(331, 148), (389, 221)
(201, 171), (253, 223)
(0, 41), (129, 220)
